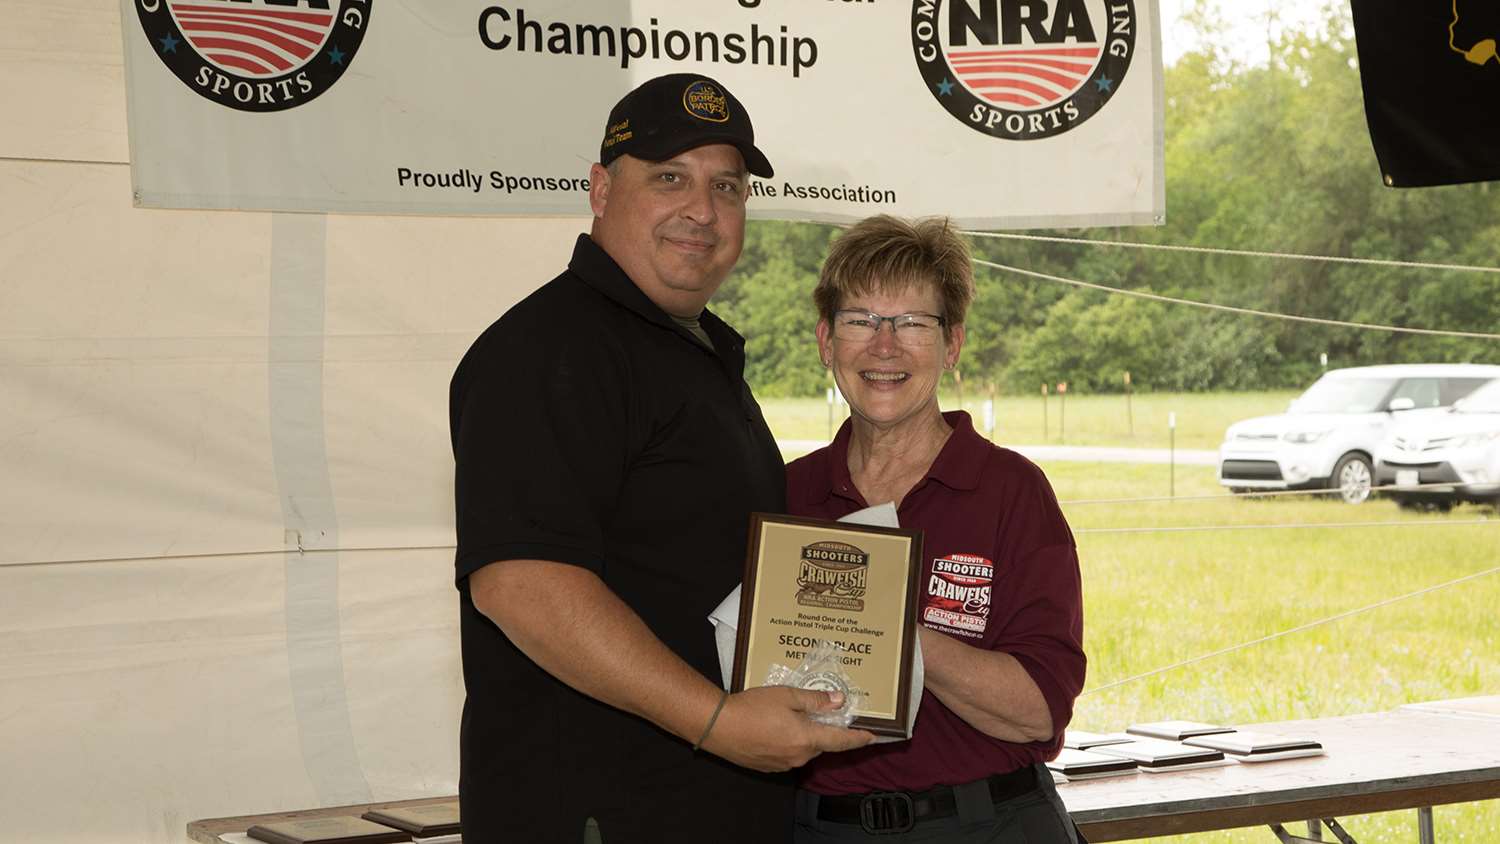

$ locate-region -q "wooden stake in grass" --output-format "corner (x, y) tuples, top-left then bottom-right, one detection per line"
(1041, 382), (1049, 441)
(1124, 370), (1134, 437)
(826, 386), (835, 441)
(987, 381), (997, 439)
(1058, 381), (1068, 444)
(1169, 410), (1177, 500)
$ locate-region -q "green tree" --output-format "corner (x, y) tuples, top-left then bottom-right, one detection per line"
(721, 2), (1500, 397)
(716, 251), (826, 396)
(1006, 292), (1175, 392)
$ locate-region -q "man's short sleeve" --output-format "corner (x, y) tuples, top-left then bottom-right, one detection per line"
(451, 318), (632, 585)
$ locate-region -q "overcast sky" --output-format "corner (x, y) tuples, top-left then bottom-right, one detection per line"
(1155, 0), (1343, 66)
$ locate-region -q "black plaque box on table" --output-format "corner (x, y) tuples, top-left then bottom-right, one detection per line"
(1094, 738), (1229, 772)
(1126, 720), (1235, 741)
(361, 802), (461, 838)
(1064, 729), (1134, 750)
(1048, 748), (1139, 780)
(1185, 731), (1325, 761)
(247, 817), (410, 844)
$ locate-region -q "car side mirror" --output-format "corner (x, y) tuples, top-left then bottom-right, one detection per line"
(1387, 397), (1416, 412)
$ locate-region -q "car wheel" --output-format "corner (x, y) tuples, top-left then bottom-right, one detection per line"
(1331, 454), (1373, 504)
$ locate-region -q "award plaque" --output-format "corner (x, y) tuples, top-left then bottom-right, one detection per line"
(732, 513), (923, 737)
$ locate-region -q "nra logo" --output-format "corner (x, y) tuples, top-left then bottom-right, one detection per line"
(136, 0), (370, 112)
(911, 0), (1136, 139)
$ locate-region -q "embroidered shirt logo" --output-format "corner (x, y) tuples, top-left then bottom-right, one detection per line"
(923, 553), (993, 637)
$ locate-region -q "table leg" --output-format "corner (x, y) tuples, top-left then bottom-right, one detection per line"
(1269, 820), (1356, 844)
(1322, 818), (1357, 844)
(1418, 807), (1434, 844)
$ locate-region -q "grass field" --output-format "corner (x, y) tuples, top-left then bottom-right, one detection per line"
(1062, 461), (1494, 844)
(762, 390), (1299, 451)
(764, 397), (1500, 842)
(1046, 465), (1497, 842)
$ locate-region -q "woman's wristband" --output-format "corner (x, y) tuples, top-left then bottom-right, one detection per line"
(693, 690), (730, 751)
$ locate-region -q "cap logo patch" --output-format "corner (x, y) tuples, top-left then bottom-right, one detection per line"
(602, 118), (632, 150)
(682, 80), (730, 123)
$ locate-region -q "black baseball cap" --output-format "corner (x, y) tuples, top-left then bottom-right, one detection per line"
(599, 73), (774, 178)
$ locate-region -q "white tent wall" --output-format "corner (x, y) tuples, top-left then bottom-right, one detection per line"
(2, 2), (586, 840)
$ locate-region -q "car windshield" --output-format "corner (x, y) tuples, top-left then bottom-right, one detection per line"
(1291, 377), (1397, 414)
(1456, 380), (1500, 413)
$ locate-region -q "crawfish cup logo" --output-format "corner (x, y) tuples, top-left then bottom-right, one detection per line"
(796, 541), (869, 612)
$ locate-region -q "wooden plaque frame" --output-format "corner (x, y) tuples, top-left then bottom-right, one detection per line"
(731, 512), (922, 737)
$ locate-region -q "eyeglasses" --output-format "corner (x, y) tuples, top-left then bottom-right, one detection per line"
(830, 310), (947, 346)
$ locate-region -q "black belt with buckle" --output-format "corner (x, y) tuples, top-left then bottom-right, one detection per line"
(816, 766), (1038, 834)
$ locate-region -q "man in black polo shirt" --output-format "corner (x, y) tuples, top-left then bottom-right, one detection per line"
(450, 74), (875, 843)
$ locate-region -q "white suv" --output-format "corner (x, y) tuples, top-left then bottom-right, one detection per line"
(1218, 364), (1500, 503)
(1375, 378), (1500, 510)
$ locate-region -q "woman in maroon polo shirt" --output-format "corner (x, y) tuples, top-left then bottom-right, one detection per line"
(787, 215), (1086, 842)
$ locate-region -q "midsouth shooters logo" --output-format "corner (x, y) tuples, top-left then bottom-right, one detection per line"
(923, 553), (993, 637)
(796, 541), (868, 612)
(136, 0), (370, 112)
(911, 0), (1136, 139)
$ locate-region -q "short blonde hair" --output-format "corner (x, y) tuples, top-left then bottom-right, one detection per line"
(814, 215), (974, 334)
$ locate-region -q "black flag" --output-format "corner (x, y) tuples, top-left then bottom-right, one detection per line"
(1350, 0), (1500, 187)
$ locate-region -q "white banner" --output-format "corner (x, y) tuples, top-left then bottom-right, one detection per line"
(121, 0), (1164, 228)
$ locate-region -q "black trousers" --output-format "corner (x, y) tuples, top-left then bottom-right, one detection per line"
(792, 765), (1081, 844)
(464, 749), (793, 844)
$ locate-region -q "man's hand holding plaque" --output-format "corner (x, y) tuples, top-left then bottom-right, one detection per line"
(764, 638), (866, 727)
(695, 683), (876, 773)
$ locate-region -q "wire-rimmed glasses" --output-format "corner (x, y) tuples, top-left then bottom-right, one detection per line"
(830, 309), (947, 346)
